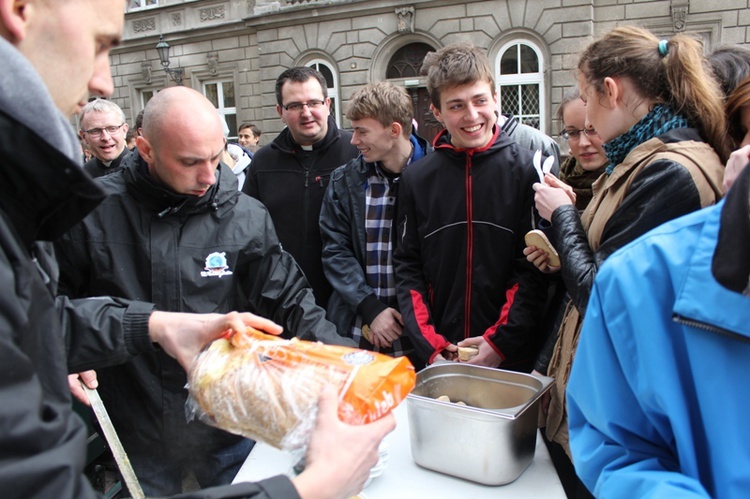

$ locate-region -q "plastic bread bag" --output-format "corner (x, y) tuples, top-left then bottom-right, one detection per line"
(186, 327), (416, 453)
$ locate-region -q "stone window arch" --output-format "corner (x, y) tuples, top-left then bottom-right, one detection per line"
(494, 37), (548, 134)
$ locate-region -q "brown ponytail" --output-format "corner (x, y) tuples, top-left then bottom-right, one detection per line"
(579, 26), (730, 162)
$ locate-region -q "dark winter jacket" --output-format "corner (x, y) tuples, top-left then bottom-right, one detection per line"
(0, 108), (157, 499)
(55, 152), (353, 461)
(0, 43), (301, 499)
(394, 125), (547, 369)
(83, 145), (129, 178)
(242, 115), (359, 308)
(320, 132), (430, 356)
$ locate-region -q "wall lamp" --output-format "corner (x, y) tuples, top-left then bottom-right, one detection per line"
(156, 35), (184, 85)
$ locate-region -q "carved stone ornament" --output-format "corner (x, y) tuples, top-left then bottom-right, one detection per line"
(200, 6), (226, 22)
(672, 3), (688, 32)
(172, 13), (182, 26)
(207, 52), (219, 76)
(141, 60), (152, 84)
(133, 18), (156, 32)
(396, 6), (415, 34)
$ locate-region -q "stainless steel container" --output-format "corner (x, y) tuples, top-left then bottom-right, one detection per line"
(406, 363), (553, 485)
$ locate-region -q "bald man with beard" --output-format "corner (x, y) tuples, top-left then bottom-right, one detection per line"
(55, 86), (356, 496)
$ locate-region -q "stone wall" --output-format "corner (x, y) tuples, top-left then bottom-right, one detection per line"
(111, 0), (750, 143)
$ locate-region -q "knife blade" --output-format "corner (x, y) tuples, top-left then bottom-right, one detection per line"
(83, 385), (145, 499)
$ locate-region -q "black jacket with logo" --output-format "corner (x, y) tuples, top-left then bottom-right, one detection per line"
(55, 153), (351, 464)
(242, 115), (359, 308)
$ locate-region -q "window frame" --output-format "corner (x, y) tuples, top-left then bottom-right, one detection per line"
(306, 59), (342, 127)
(494, 39), (547, 134)
(127, 0), (159, 12)
(203, 78), (238, 141)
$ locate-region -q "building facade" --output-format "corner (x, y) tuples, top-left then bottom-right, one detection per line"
(113, 0), (750, 145)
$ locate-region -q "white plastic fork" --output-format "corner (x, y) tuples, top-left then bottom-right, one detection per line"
(532, 149), (544, 182)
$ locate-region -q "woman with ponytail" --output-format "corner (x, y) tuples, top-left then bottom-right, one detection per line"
(527, 26), (726, 488)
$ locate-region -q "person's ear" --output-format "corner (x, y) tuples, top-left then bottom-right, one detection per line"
(276, 104), (286, 124)
(602, 77), (620, 109)
(430, 103), (443, 124)
(0, 0), (32, 42)
(391, 122), (403, 139)
(136, 136), (154, 162)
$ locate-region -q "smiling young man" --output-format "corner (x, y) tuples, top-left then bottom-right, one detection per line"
(56, 86), (356, 496)
(242, 67), (359, 309)
(79, 98), (130, 178)
(320, 82), (430, 367)
(393, 42), (547, 371)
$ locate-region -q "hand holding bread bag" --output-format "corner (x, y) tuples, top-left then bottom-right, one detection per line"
(187, 327), (415, 451)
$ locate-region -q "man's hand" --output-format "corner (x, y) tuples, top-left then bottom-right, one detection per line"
(292, 386), (395, 499)
(459, 337), (503, 368)
(148, 311), (283, 372)
(369, 308), (403, 349)
(68, 371), (98, 406)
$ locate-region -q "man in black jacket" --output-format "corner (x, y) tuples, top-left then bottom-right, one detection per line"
(57, 86), (358, 496)
(79, 98), (130, 178)
(320, 82), (430, 365)
(242, 67), (359, 308)
(394, 42), (547, 371)
(0, 1), (391, 498)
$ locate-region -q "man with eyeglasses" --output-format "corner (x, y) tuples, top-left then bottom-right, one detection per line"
(79, 98), (130, 178)
(242, 67), (359, 310)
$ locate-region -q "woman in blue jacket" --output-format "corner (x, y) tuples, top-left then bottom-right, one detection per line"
(567, 160), (750, 499)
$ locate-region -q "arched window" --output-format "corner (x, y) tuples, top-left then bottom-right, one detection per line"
(385, 42), (443, 144)
(496, 40), (546, 134)
(386, 43), (432, 79)
(307, 60), (341, 126)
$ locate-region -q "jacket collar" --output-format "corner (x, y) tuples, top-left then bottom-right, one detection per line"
(270, 115), (343, 154)
(0, 110), (105, 246)
(432, 123), (512, 158)
(121, 152), (235, 218)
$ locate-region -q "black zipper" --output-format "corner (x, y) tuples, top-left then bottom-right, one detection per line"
(673, 313), (750, 345)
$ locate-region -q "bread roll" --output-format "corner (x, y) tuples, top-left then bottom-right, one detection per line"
(524, 229), (561, 267)
(457, 345), (479, 362)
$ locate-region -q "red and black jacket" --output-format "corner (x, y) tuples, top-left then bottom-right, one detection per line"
(394, 125), (547, 369)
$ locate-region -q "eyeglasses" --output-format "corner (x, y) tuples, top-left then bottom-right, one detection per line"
(83, 123), (125, 138)
(560, 127), (598, 141)
(281, 100), (325, 112)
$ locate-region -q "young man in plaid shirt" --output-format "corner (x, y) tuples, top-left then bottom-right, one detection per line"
(320, 82), (431, 367)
